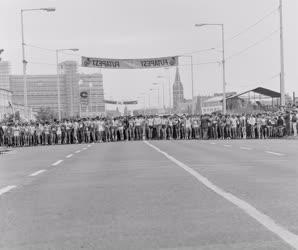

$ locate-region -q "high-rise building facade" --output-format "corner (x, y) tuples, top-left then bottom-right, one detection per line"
(0, 61), (34, 120)
(59, 61), (80, 117)
(4, 61), (105, 118)
(79, 74), (105, 117)
(172, 67), (184, 111)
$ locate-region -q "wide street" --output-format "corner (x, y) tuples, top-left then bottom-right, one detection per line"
(0, 139), (298, 250)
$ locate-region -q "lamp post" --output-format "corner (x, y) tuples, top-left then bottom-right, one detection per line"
(279, 0), (285, 107)
(21, 8), (55, 116)
(195, 23), (226, 114)
(56, 48), (79, 120)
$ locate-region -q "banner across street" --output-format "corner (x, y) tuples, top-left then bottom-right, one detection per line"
(81, 56), (178, 69)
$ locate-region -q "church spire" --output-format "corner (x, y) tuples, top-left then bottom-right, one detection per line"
(174, 67), (181, 83)
(173, 66), (184, 111)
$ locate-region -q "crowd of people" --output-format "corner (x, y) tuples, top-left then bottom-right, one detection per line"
(0, 111), (297, 148)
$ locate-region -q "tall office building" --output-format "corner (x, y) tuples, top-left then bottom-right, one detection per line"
(59, 61), (79, 117)
(79, 73), (105, 117)
(10, 74), (59, 111)
(0, 61), (34, 120)
(172, 67), (184, 110)
(5, 61), (105, 118)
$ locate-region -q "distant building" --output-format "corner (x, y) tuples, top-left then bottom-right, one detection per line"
(177, 99), (192, 114)
(172, 67), (184, 111)
(0, 87), (34, 120)
(0, 61), (10, 90)
(201, 96), (223, 114)
(0, 88), (12, 120)
(10, 74), (59, 113)
(0, 61), (35, 120)
(79, 74), (105, 117)
(0, 61), (105, 119)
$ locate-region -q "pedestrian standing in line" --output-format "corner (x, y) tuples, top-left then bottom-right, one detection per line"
(292, 111), (297, 136)
(240, 114), (247, 139)
(201, 115), (209, 140)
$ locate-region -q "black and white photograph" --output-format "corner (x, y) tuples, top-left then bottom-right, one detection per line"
(0, 0), (298, 249)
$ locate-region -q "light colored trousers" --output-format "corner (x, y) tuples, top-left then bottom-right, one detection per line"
(293, 122), (297, 136)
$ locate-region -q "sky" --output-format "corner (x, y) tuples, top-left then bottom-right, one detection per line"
(1, 0), (297, 109)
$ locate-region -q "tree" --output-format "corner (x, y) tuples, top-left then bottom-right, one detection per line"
(35, 107), (58, 122)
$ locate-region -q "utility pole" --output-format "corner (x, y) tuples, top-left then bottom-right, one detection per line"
(221, 24), (227, 115)
(20, 8), (56, 118)
(56, 50), (61, 120)
(195, 23), (226, 114)
(279, 0), (285, 107)
(21, 10), (28, 113)
(190, 55), (194, 114)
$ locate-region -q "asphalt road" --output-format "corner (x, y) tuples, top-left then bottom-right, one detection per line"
(0, 139), (297, 250)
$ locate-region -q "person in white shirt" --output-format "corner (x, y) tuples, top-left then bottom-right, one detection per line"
(292, 112), (297, 136)
(185, 116), (192, 140)
(134, 117), (143, 140)
(230, 115), (237, 139)
(161, 116), (167, 140)
(248, 115), (256, 139)
(148, 116), (154, 140)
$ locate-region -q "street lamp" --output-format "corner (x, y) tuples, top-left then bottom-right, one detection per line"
(279, 0), (285, 107)
(195, 23), (227, 114)
(21, 7), (56, 116)
(56, 48), (79, 120)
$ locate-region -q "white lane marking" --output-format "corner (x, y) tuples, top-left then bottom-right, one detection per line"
(210, 142), (217, 145)
(1, 150), (16, 155)
(29, 169), (46, 177)
(82, 147), (87, 150)
(0, 185), (17, 196)
(66, 154), (73, 158)
(75, 150), (81, 154)
(144, 141), (298, 249)
(87, 145), (91, 148)
(265, 151), (285, 156)
(224, 144), (232, 147)
(240, 147), (252, 150)
(51, 160), (63, 166)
